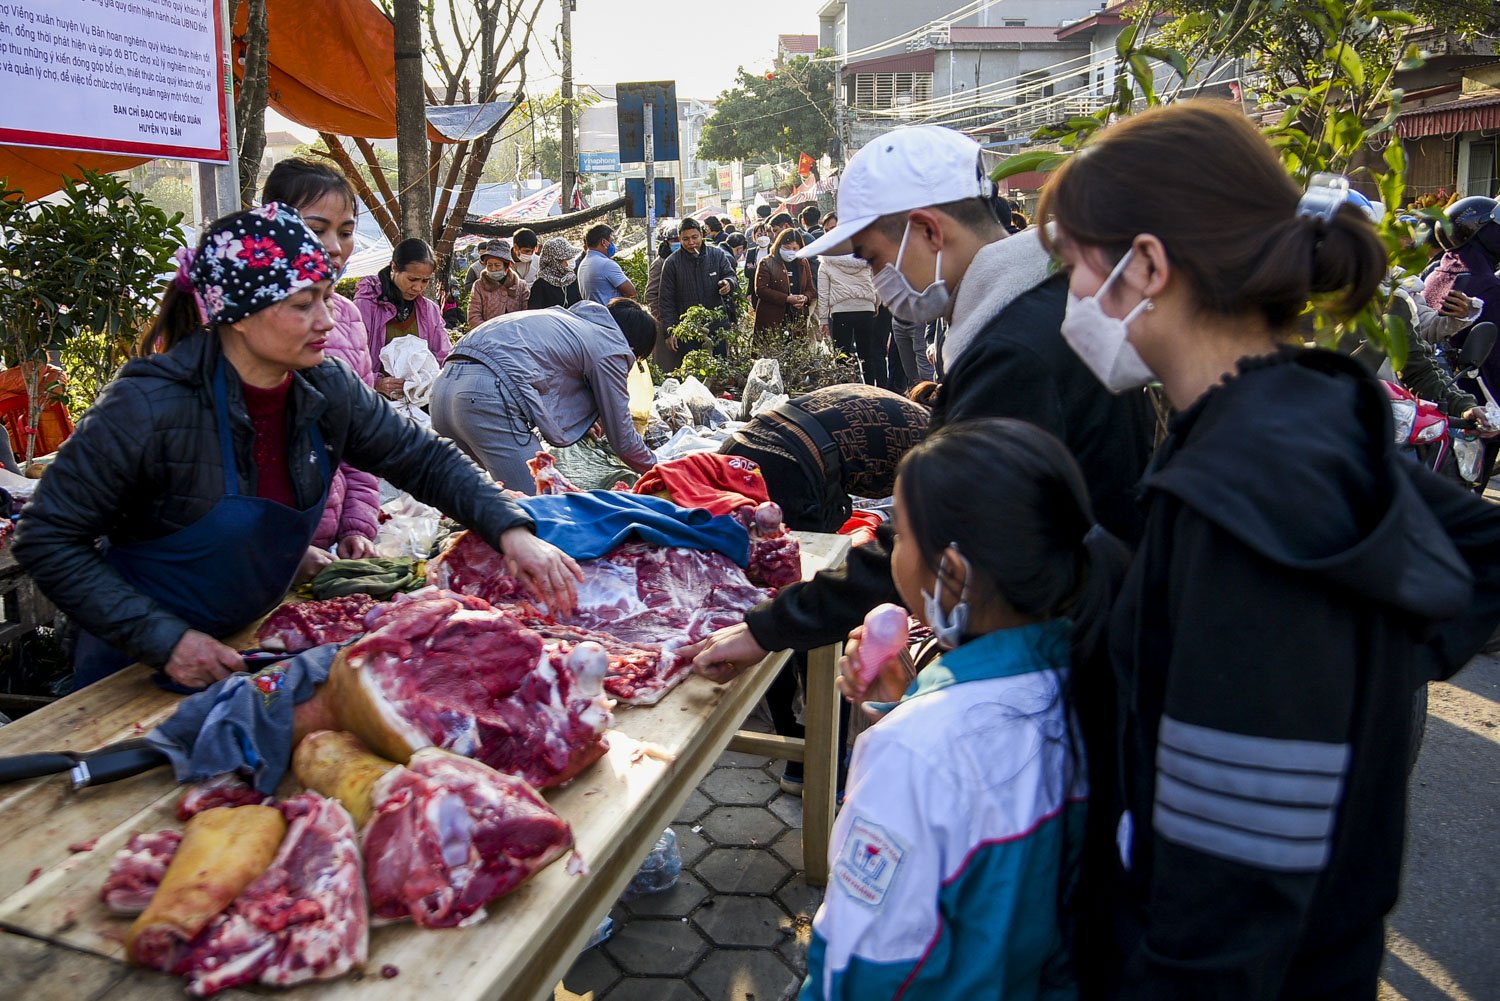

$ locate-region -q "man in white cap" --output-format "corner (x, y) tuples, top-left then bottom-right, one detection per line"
(688, 124), (1153, 661)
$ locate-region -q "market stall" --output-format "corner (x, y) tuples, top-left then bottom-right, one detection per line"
(0, 532), (848, 1001)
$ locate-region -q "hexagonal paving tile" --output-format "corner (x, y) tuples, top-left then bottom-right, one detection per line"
(767, 792), (804, 827)
(554, 944), (621, 1000)
(690, 948), (798, 1001)
(675, 789), (712, 825)
(699, 768), (780, 807)
(601, 918), (708, 977)
(693, 846), (792, 895)
(715, 748), (771, 768)
(620, 873), (710, 918)
(699, 806), (786, 847)
(771, 828), (804, 871)
(600, 977), (703, 1001)
(780, 923), (814, 978)
(692, 894), (792, 948)
(776, 876), (824, 921)
(673, 824), (710, 868)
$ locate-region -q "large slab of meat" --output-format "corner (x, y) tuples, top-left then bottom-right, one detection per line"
(363, 748), (575, 928)
(175, 793), (368, 997)
(323, 593), (612, 788)
(428, 530), (772, 704)
(255, 595), (380, 653)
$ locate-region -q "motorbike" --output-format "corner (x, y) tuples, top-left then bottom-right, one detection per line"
(1389, 321), (1498, 488)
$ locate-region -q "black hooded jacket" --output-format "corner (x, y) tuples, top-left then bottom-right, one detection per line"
(13, 330), (533, 667)
(1106, 348), (1500, 999)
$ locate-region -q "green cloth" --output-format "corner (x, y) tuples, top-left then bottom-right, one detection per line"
(309, 557), (426, 599)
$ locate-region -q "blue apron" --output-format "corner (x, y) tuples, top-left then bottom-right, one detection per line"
(72, 360), (329, 690)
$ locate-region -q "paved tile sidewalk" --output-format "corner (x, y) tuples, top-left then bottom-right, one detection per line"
(555, 716), (821, 1001)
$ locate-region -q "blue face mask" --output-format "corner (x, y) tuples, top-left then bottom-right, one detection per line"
(606, 241), (617, 257)
(670, 242), (681, 253)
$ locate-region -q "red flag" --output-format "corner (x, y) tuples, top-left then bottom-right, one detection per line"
(799, 152), (815, 177)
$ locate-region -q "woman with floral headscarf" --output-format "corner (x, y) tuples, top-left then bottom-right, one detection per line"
(527, 237), (584, 310)
(13, 203), (584, 693)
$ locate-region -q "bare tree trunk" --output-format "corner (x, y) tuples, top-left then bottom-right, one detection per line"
(235, 0), (270, 207)
(353, 136), (402, 231)
(393, 0), (432, 242)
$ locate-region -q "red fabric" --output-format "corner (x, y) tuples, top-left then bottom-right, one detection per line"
(241, 376), (296, 507)
(0, 363), (73, 461)
(632, 453), (770, 516)
(838, 510), (884, 547)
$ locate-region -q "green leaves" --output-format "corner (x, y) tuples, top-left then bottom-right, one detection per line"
(990, 150), (1071, 181)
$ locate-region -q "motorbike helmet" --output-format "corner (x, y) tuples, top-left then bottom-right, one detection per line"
(1436, 196), (1500, 259)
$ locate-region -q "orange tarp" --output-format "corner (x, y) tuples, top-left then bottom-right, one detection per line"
(0, 147), (147, 201)
(234, 0), (410, 140)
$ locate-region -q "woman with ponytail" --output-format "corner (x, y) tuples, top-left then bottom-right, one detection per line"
(14, 204), (582, 693)
(1041, 100), (1500, 998)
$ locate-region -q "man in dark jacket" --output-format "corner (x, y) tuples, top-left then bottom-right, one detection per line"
(657, 216), (740, 369)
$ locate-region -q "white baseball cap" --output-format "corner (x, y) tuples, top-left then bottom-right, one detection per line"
(800, 125), (992, 258)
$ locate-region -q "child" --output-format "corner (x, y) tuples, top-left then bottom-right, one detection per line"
(803, 418), (1093, 1001)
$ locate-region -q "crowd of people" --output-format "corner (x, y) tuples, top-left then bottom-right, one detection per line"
(10, 99), (1500, 1001)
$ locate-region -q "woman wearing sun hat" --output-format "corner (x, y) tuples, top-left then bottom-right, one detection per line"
(13, 203), (582, 692)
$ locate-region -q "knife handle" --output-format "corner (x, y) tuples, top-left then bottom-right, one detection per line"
(0, 752), (79, 783)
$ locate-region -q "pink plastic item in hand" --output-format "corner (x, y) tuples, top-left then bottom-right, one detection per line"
(854, 604), (909, 687)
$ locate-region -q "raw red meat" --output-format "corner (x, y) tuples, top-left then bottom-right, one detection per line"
(101, 830), (182, 916)
(176, 793), (367, 997)
(733, 501), (803, 589)
(254, 595), (380, 653)
(428, 532), (772, 704)
(329, 593), (612, 788)
(177, 775), (269, 821)
(362, 748), (574, 928)
(527, 451), (580, 494)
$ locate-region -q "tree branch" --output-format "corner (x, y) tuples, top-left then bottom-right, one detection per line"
(317, 134), (399, 242)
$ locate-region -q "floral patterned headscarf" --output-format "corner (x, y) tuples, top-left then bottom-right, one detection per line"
(537, 236), (583, 289)
(184, 202), (333, 327)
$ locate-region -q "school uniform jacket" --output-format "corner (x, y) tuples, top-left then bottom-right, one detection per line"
(803, 622), (1086, 1001)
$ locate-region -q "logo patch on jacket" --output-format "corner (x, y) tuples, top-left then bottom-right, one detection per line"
(835, 818), (904, 907)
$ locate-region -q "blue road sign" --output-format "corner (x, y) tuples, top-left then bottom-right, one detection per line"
(616, 81), (680, 163)
(625, 177), (677, 219)
(578, 151), (621, 173)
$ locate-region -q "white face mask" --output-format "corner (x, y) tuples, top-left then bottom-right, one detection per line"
(756, 235), (771, 250)
(921, 549), (970, 650)
(1060, 249), (1156, 393)
(872, 219), (949, 324)
(779, 248), (798, 262)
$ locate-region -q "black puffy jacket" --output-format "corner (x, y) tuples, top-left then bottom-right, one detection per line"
(14, 329), (534, 666)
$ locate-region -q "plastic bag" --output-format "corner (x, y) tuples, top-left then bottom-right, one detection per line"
(379, 338), (441, 408)
(623, 828), (681, 898)
(651, 383), (695, 432)
(373, 493), (444, 558)
(550, 439), (640, 491)
(741, 359), (784, 419)
(750, 391), (789, 418)
(627, 360), (654, 433)
(677, 376), (718, 426)
(654, 426), (734, 461)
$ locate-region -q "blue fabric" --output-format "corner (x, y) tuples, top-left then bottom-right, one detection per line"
(517, 490), (751, 564)
(146, 644), (339, 795)
(72, 359), (330, 689)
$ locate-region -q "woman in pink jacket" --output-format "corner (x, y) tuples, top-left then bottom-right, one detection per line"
(355, 238), (451, 399)
(261, 159), (382, 575)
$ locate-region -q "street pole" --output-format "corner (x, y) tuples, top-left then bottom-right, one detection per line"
(560, 0), (576, 210)
(644, 100), (656, 256)
(195, 0), (239, 223)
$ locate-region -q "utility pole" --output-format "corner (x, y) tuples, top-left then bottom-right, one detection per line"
(560, 0), (577, 210)
(393, 0), (432, 242)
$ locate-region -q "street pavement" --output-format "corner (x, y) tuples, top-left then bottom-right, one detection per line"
(555, 658), (1500, 1001)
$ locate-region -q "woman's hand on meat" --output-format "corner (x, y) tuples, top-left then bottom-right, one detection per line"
(164, 630), (243, 689)
(684, 623), (768, 684)
(337, 535), (378, 560)
(501, 527), (584, 616)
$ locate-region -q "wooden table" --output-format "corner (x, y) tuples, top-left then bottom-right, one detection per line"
(0, 532), (850, 1001)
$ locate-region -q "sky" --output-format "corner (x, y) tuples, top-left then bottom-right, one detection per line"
(268, 0), (821, 140)
(532, 0), (820, 100)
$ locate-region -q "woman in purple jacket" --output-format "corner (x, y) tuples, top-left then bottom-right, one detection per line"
(355, 238), (452, 400)
(262, 159), (382, 576)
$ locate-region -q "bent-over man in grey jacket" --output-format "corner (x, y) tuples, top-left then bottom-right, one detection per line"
(431, 299), (659, 493)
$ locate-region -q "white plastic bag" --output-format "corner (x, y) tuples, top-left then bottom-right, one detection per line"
(677, 376), (718, 426)
(380, 338), (441, 407)
(373, 492), (444, 558)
